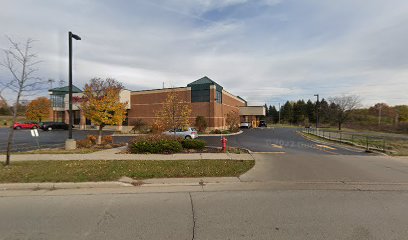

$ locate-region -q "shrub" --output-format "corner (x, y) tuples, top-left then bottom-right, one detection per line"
(101, 135), (113, 145)
(195, 116), (207, 132)
(131, 119), (147, 133)
(129, 134), (183, 154)
(77, 139), (93, 148)
(182, 139), (206, 150)
(86, 135), (97, 145)
(210, 129), (222, 134)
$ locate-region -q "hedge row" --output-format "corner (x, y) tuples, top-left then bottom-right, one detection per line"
(129, 135), (206, 154)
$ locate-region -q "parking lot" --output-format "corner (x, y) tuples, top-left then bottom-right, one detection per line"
(1, 127), (371, 155)
(0, 128), (114, 152)
(202, 128), (369, 155)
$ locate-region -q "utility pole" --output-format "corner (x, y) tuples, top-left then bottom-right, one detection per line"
(278, 102), (281, 125)
(378, 104), (382, 127)
(314, 94), (319, 129)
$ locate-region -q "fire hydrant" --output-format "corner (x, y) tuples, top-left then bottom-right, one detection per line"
(221, 137), (228, 152)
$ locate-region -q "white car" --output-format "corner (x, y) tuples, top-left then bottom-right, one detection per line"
(163, 127), (198, 139)
(240, 122), (252, 128)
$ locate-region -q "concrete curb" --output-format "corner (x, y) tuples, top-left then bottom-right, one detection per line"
(0, 182), (129, 191)
(0, 177), (243, 191)
(112, 130), (243, 137)
(0, 153), (255, 161)
(199, 130), (243, 137)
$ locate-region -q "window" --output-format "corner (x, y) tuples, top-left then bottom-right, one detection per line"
(216, 91), (222, 104)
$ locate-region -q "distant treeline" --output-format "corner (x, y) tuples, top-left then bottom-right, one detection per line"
(264, 100), (408, 133)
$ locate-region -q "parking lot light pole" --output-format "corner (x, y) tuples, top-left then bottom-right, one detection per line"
(66, 31), (81, 150)
(314, 94), (319, 129)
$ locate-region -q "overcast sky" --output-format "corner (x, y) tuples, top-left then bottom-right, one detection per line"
(1, 0), (407, 106)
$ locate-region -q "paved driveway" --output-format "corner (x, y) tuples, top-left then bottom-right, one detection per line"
(200, 128), (369, 155)
(0, 128), (114, 152)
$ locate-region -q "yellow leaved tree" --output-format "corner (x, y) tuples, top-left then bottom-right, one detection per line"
(80, 78), (127, 144)
(25, 97), (51, 122)
(154, 90), (192, 133)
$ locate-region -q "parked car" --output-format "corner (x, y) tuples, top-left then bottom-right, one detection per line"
(39, 122), (70, 131)
(258, 120), (267, 127)
(163, 127), (198, 139)
(240, 122), (252, 128)
(13, 121), (39, 130)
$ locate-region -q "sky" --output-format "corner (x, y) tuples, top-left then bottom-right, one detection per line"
(0, 0), (407, 107)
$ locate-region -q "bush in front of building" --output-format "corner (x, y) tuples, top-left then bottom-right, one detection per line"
(195, 116), (208, 133)
(129, 134), (183, 154)
(181, 139), (206, 150)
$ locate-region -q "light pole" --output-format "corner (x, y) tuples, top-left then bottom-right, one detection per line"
(314, 94), (319, 129)
(66, 31), (81, 149)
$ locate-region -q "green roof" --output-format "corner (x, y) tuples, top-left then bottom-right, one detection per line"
(49, 85), (82, 94)
(187, 76), (219, 86)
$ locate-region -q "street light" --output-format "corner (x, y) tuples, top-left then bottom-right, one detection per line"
(314, 94), (319, 129)
(66, 31), (81, 149)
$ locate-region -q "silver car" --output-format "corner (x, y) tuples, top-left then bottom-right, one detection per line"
(163, 127), (198, 139)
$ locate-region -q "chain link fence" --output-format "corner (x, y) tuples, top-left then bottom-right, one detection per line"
(302, 128), (387, 152)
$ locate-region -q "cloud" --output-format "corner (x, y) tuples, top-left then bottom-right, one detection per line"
(0, 0), (407, 107)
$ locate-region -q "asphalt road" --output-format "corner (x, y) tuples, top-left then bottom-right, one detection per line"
(0, 128), (114, 152)
(201, 127), (370, 155)
(1, 189), (408, 239)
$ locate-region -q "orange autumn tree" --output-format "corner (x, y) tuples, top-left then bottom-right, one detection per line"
(226, 110), (240, 132)
(154, 90), (192, 133)
(80, 78), (127, 144)
(25, 97), (51, 122)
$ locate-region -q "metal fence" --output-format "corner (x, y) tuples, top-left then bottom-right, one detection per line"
(302, 128), (386, 152)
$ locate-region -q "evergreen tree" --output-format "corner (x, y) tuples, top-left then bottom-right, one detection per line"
(305, 100), (315, 123)
(281, 101), (293, 124)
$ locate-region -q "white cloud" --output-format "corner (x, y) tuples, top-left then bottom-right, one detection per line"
(0, 0), (407, 107)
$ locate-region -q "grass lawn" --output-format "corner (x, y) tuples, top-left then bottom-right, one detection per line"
(301, 132), (408, 156)
(0, 160), (254, 183)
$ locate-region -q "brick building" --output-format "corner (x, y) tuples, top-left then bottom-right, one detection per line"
(49, 76), (265, 130)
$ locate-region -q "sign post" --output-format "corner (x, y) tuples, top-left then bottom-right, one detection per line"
(30, 129), (40, 149)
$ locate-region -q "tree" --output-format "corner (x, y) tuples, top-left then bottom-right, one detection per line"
(305, 100), (315, 123)
(269, 105), (279, 123)
(195, 116), (208, 132)
(225, 110), (240, 132)
(154, 90), (192, 133)
(281, 101), (293, 123)
(0, 37), (43, 165)
(328, 95), (361, 130)
(25, 97), (51, 122)
(394, 105), (408, 123)
(80, 78), (127, 145)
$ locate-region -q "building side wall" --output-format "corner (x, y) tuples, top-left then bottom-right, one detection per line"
(128, 88), (192, 126)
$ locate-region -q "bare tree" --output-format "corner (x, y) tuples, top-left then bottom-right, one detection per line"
(0, 36), (42, 165)
(328, 95), (361, 130)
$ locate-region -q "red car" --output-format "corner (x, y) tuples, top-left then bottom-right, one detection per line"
(13, 122), (39, 130)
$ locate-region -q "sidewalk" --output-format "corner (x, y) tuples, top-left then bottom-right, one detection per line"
(0, 152), (254, 161)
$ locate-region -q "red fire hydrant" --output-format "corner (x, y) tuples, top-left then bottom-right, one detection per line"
(221, 137), (228, 152)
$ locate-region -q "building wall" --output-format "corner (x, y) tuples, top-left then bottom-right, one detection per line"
(128, 87), (192, 126)
(128, 86), (246, 130)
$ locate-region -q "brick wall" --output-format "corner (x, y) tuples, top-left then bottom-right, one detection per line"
(128, 86), (246, 130)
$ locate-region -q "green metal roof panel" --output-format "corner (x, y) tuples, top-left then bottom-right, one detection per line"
(49, 85), (82, 93)
(187, 76), (223, 92)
